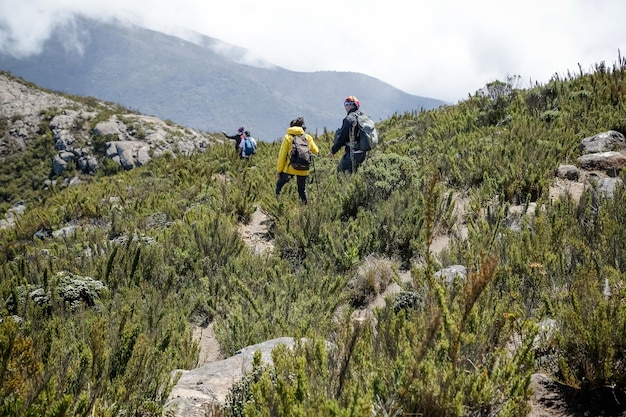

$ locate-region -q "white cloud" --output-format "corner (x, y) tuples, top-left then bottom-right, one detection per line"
(1, 0), (625, 102)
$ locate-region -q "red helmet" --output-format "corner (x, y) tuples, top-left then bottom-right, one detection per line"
(344, 95), (360, 109)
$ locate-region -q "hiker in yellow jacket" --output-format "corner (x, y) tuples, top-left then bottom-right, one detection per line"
(275, 117), (319, 204)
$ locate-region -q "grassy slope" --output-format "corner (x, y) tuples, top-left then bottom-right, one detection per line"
(2, 57), (626, 415)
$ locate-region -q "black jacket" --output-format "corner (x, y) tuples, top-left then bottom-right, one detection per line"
(331, 108), (361, 154)
(223, 132), (243, 141)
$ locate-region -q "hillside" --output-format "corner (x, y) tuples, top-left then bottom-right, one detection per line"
(0, 14), (446, 140)
(2, 57), (626, 417)
(0, 72), (220, 207)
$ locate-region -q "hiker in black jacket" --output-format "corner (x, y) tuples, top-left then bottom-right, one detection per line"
(329, 96), (367, 173)
(222, 127), (245, 154)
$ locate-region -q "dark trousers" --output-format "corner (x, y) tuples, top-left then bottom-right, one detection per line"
(276, 172), (308, 204)
(338, 151), (366, 173)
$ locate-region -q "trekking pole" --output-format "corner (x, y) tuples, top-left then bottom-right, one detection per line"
(311, 155), (320, 196)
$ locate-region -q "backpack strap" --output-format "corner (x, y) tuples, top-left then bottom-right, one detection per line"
(348, 111), (363, 155)
(287, 134), (297, 168)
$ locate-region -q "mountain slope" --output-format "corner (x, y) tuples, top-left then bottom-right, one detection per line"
(3, 52), (626, 417)
(0, 15), (446, 140)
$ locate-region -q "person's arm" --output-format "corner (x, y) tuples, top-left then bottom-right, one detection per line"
(222, 131), (238, 140)
(330, 117), (351, 155)
(307, 134), (320, 156)
(276, 136), (290, 173)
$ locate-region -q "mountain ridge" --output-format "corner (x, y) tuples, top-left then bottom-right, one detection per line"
(0, 15), (446, 140)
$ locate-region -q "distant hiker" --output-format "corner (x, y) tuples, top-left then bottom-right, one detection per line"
(222, 126), (245, 154)
(239, 130), (257, 159)
(276, 117), (319, 204)
(329, 95), (368, 173)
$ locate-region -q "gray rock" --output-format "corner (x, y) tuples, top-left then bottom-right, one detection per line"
(59, 151), (75, 162)
(50, 111), (79, 131)
(580, 130), (626, 154)
(165, 337), (305, 417)
(53, 131), (75, 151)
(596, 177), (623, 199)
(435, 265), (467, 285)
(136, 145), (152, 166)
(52, 155), (68, 174)
(577, 151), (626, 175)
(93, 120), (125, 138)
(50, 111), (79, 150)
(52, 225), (80, 238)
(555, 164), (579, 180)
(78, 155), (99, 174)
(1, 200), (26, 229)
(177, 140), (197, 156)
(118, 147), (137, 169)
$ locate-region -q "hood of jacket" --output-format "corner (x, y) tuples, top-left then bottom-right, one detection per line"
(286, 126), (305, 136)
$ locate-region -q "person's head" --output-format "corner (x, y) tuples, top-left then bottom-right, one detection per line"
(238, 127), (245, 133)
(290, 117), (306, 130)
(244, 130), (250, 136)
(344, 95), (360, 111)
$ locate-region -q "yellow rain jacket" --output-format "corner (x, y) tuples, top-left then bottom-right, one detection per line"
(276, 126), (319, 175)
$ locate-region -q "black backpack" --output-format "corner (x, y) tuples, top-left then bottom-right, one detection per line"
(289, 134), (311, 170)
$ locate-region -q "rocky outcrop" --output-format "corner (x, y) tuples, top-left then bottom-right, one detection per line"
(550, 130), (626, 204)
(0, 73), (218, 177)
(576, 130), (626, 177)
(0, 75), (77, 159)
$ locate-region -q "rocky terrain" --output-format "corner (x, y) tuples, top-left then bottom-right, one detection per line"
(0, 72), (218, 180)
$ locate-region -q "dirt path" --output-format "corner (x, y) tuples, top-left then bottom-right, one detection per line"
(193, 323), (222, 366)
(237, 205), (274, 255)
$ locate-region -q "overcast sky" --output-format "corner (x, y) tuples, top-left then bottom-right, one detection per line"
(1, 0), (624, 103)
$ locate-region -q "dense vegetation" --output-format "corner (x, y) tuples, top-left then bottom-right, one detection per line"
(2, 54), (626, 416)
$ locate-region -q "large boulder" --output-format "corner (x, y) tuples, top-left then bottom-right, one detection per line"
(165, 337), (305, 417)
(580, 130), (626, 153)
(577, 151), (626, 176)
